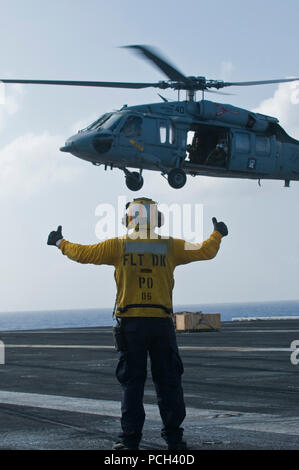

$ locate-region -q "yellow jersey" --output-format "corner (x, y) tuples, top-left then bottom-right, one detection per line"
(59, 230), (222, 318)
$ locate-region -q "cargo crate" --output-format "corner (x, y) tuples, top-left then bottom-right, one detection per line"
(175, 312), (221, 331)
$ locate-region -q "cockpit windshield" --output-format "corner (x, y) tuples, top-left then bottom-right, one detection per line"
(81, 112), (123, 132)
(100, 113), (122, 130)
(83, 113), (113, 131)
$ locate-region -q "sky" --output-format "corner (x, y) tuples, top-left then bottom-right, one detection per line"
(0, 0), (299, 312)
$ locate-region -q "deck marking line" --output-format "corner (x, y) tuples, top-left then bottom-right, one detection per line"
(4, 345), (292, 352)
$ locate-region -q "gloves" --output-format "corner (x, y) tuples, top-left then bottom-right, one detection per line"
(212, 217), (228, 237)
(47, 225), (63, 246)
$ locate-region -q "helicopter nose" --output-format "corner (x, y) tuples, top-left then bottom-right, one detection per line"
(60, 131), (113, 159)
(60, 134), (95, 156)
(60, 136), (77, 153)
(60, 142), (73, 152)
(92, 133), (113, 153)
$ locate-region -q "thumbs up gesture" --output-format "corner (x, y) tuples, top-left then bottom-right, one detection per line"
(47, 225), (63, 246)
(212, 217), (228, 237)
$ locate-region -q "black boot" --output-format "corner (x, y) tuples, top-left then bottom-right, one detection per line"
(161, 427), (187, 450)
(113, 432), (141, 450)
(167, 439), (188, 450)
(112, 441), (139, 450)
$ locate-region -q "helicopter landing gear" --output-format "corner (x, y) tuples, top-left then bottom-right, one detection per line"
(167, 168), (187, 189)
(125, 170), (144, 191)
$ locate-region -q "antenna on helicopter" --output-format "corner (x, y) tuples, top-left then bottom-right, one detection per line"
(157, 93), (168, 102)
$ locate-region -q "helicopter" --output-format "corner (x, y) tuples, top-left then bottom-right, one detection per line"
(2, 45), (299, 191)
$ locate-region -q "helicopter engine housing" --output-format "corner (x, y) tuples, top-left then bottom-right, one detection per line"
(197, 100), (277, 133)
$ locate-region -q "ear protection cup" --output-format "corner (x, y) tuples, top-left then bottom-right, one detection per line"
(121, 201), (131, 227)
(122, 212), (129, 227)
(157, 210), (163, 227)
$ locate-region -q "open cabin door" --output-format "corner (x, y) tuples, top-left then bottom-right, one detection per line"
(186, 125), (229, 168)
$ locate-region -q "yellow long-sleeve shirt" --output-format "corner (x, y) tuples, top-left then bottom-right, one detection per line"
(59, 230), (222, 318)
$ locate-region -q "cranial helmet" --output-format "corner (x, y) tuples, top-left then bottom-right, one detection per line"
(122, 197), (164, 229)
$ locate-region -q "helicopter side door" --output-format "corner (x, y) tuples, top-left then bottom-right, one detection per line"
(117, 115), (144, 163)
(229, 130), (276, 175)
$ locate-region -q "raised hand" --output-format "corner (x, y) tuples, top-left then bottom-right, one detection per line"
(212, 217), (228, 237)
(47, 225), (63, 246)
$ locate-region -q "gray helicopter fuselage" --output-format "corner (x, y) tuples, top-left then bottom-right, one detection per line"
(60, 99), (299, 184)
(2, 44), (299, 190)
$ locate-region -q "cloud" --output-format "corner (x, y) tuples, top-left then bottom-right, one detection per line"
(220, 60), (235, 80)
(0, 83), (85, 201)
(0, 83), (24, 131)
(254, 81), (299, 139)
(0, 131), (82, 201)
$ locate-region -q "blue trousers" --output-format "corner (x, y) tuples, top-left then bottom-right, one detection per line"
(115, 317), (186, 448)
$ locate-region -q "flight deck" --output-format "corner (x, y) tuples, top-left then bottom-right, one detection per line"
(0, 319), (299, 451)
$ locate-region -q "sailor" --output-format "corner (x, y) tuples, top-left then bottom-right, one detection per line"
(206, 135), (228, 167)
(187, 133), (206, 164)
(120, 115), (142, 136)
(47, 197), (228, 450)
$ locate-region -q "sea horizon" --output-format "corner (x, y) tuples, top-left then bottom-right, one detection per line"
(1, 299), (299, 332)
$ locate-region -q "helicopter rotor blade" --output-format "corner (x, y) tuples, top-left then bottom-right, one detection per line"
(123, 44), (191, 85)
(205, 89), (235, 96)
(220, 77), (299, 88)
(0, 78), (164, 89)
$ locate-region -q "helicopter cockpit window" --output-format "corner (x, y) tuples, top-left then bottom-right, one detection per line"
(120, 116), (142, 137)
(169, 123), (175, 144)
(83, 113), (113, 131)
(160, 121), (167, 144)
(100, 113), (123, 131)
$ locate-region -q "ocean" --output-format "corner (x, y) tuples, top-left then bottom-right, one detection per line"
(0, 300), (299, 331)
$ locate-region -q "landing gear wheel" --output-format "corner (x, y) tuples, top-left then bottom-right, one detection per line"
(125, 171), (144, 191)
(167, 168), (187, 189)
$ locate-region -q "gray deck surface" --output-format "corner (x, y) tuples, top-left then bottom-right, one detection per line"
(0, 319), (299, 451)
